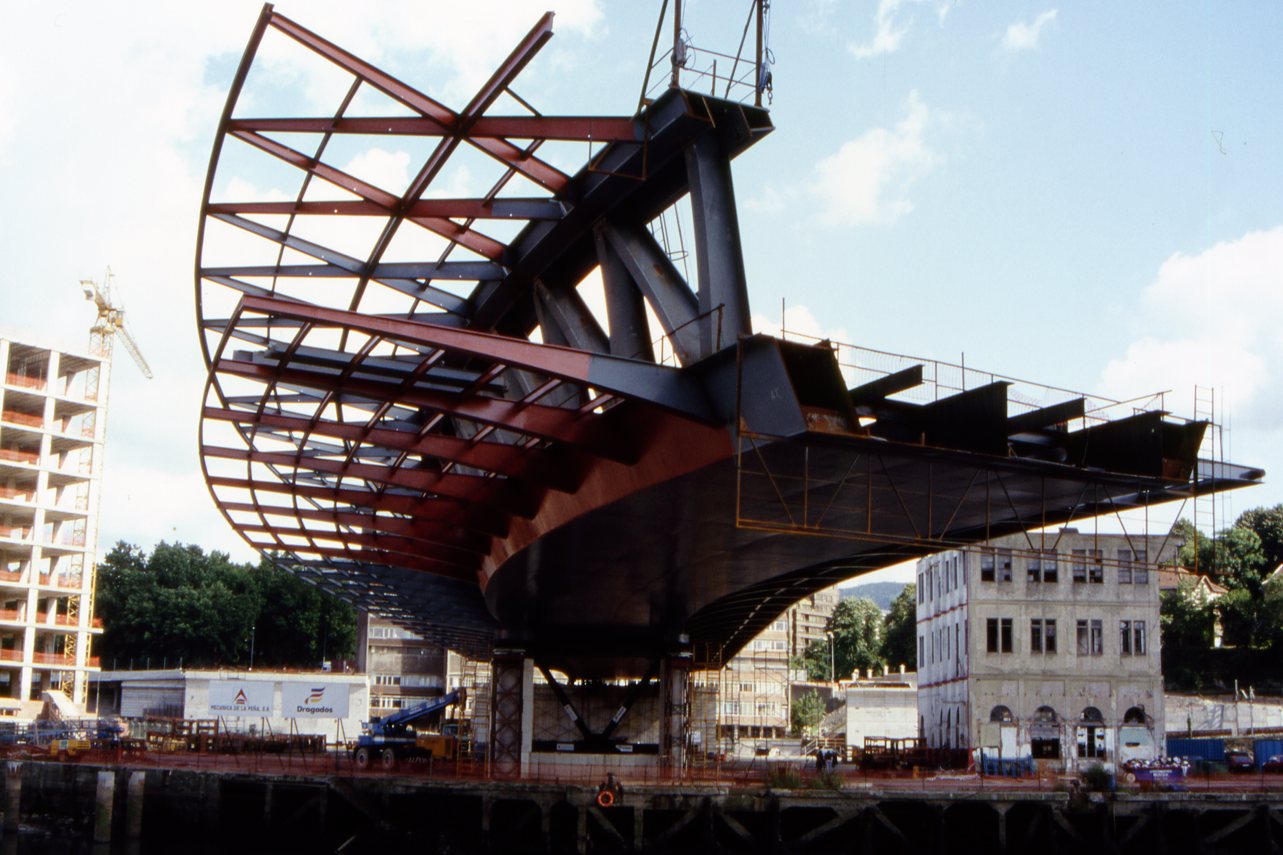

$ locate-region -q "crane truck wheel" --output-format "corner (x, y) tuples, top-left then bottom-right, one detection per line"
(354, 746), (372, 770)
(380, 748), (397, 771)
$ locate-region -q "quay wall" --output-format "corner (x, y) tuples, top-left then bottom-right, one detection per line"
(1, 760), (1281, 853)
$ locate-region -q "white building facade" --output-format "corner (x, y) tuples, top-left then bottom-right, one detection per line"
(916, 529), (1171, 769)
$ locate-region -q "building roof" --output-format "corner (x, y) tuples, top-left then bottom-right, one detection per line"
(1156, 566), (1228, 598)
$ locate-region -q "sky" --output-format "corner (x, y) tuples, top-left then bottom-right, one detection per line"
(1, 1), (1280, 588)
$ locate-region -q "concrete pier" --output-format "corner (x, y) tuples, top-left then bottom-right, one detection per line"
(126, 770), (145, 839)
(0, 761), (1279, 852)
(2, 763), (18, 833)
(93, 770), (114, 843)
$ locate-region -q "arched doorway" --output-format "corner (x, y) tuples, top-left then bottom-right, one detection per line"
(1031, 706), (1061, 759)
(1077, 707), (1106, 759)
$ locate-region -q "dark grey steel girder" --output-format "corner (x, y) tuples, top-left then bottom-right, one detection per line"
(685, 131), (752, 355)
(594, 224), (655, 362)
(533, 281), (610, 354)
(599, 220), (701, 363)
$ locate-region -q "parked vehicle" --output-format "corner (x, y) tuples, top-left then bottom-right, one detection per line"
(353, 690), (463, 771)
(1262, 755), (1283, 774)
(1225, 749), (1254, 773)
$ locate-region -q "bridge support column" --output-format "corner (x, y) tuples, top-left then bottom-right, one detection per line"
(661, 646), (692, 779)
(491, 649), (533, 778)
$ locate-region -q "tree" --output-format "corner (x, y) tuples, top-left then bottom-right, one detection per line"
(249, 558), (356, 667)
(790, 690), (825, 737)
(829, 597), (884, 681)
(1236, 505), (1283, 573)
(795, 638), (833, 682)
(1177, 523), (1266, 593)
(96, 542), (260, 667)
(880, 584), (916, 669)
(1160, 576), (1217, 687)
(95, 541), (356, 668)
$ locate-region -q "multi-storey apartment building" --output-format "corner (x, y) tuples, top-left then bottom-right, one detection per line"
(714, 585), (841, 739)
(916, 529), (1171, 768)
(0, 338), (105, 712)
(357, 612), (447, 716)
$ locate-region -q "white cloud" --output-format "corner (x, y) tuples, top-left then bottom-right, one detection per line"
(848, 0), (954, 60)
(809, 90), (939, 227)
(1099, 227), (1283, 430)
(1001, 9), (1058, 53)
(799, 0), (839, 36)
(752, 304), (850, 344)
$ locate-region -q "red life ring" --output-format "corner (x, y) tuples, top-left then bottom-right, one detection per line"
(596, 788), (615, 808)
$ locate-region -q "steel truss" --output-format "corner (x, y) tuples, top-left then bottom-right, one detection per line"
(196, 6), (1261, 676)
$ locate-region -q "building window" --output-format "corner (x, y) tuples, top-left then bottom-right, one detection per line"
(1077, 619), (1103, 656)
(918, 575), (925, 603)
(1031, 618), (1057, 654)
(1133, 550), (1149, 584)
(1120, 620), (1132, 655)
(980, 549), (995, 582)
(1117, 549), (1133, 584)
(990, 705), (1013, 723)
(987, 618), (1013, 653)
(1072, 548), (1105, 584)
(997, 549), (1013, 582)
(1134, 620), (1146, 655)
(1027, 550), (1058, 584)
(918, 635), (924, 664)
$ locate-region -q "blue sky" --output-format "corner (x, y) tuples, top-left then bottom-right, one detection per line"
(1, 1), (1279, 584)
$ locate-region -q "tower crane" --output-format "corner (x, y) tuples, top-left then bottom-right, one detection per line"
(61, 269), (153, 707)
(81, 269), (153, 378)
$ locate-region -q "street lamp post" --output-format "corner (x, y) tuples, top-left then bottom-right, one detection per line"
(825, 630), (835, 684)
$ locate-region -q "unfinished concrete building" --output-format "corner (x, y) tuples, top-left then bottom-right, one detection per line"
(0, 337), (105, 713)
(916, 529), (1174, 769)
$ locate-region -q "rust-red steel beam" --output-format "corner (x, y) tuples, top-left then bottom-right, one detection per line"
(204, 406), (582, 492)
(207, 198), (565, 220)
(235, 522), (475, 573)
(226, 115), (636, 141)
(205, 445), (540, 518)
(205, 475), (511, 539)
(232, 295), (710, 419)
(214, 357), (611, 455)
(219, 501), (488, 559)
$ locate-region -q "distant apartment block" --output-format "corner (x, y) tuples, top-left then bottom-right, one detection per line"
(712, 585), (840, 739)
(357, 612), (447, 716)
(0, 338), (105, 713)
(916, 529), (1171, 767)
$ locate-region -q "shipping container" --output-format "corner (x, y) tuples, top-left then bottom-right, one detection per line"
(1165, 737), (1225, 763)
(1252, 738), (1283, 769)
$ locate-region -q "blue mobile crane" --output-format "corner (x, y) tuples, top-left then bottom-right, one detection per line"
(353, 689), (463, 771)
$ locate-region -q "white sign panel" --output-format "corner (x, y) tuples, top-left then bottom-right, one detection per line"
(283, 683), (349, 719)
(208, 681), (275, 717)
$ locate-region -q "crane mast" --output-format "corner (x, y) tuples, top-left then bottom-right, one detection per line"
(61, 270), (152, 704)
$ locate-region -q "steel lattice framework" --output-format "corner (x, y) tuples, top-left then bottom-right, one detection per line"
(197, 6), (1262, 675)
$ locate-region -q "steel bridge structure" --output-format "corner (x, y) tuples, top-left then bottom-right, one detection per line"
(195, 5), (1262, 771)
